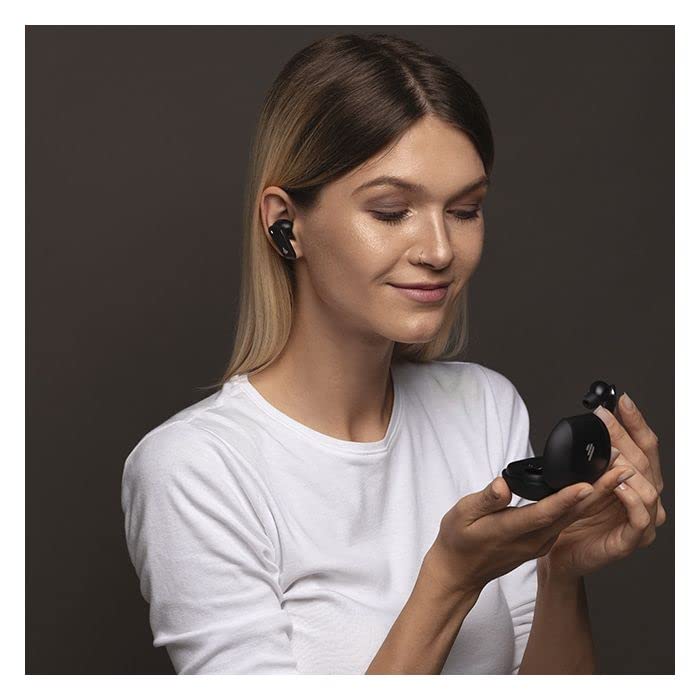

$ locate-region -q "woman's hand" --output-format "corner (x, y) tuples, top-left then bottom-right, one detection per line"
(424, 460), (635, 600)
(541, 392), (667, 580)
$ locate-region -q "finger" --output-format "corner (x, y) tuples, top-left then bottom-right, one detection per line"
(547, 463), (638, 527)
(656, 498), (667, 527)
(593, 404), (660, 491)
(611, 479), (655, 552)
(609, 462), (659, 542)
(608, 446), (621, 468)
(458, 476), (511, 525)
(610, 451), (666, 529)
(605, 448), (663, 527)
(612, 459), (659, 511)
(615, 393), (663, 494)
(506, 480), (599, 536)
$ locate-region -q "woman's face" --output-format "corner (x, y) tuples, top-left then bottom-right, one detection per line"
(273, 114), (488, 346)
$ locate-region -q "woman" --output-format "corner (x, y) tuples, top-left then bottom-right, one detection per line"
(121, 32), (666, 674)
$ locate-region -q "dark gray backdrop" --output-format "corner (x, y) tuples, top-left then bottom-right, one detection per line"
(27, 25), (674, 674)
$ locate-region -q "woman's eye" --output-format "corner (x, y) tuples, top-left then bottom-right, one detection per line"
(371, 209), (482, 226)
(371, 210), (411, 225)
(452, 208), (481, 223)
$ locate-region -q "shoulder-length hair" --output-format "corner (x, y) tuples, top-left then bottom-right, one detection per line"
(206, 32), (494, 391)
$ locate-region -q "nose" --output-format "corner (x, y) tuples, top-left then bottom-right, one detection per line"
(413, 212), (455, 268)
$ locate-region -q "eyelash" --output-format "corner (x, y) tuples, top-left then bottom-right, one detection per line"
(371, 209), (482, 226)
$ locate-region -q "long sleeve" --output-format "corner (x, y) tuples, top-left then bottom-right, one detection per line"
(482, 368), (538, 675)
(121, 420), (300, 674)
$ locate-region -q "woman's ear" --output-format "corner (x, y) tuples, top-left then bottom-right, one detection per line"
(260, 186), (303, 259)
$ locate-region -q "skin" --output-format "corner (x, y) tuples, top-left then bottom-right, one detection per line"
(254, 113), (667, 581)
(251, 114), (666, 674)
(429, 391), (668, 595)
(253, 114), (487, 442)
(539, 395), (666, 579)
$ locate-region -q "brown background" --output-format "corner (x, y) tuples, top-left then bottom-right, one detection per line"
(27, 26), (674, 673)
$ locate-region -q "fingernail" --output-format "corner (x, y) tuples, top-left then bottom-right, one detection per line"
(594, 405), (613, 425)
(616, 468), (636, 483)
(610, 447), (621, 462)
(577, 486), (594, 501)
(621, 393), (636, 411)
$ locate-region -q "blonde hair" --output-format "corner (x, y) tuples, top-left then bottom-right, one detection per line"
(200, 33), (494, 392)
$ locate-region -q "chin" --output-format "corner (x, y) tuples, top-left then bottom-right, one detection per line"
(388, 322), (443, 345)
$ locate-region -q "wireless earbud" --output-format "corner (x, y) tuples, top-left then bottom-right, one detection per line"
(582, 380), (618, 412)
(501, 380), (620, 501)
(268, 219), (297, 260)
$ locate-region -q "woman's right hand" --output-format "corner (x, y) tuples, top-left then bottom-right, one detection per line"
(421, 466), (632, 599)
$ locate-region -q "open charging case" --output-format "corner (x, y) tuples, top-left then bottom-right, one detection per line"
(501, 380), (620, 501)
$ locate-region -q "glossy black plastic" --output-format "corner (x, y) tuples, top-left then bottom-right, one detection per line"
(501, 380), (619, 501)
(268, 219), (297, 260)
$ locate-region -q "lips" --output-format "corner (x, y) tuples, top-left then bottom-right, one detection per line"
(389, 284), (450, 303)
(389, 283), (451, 290)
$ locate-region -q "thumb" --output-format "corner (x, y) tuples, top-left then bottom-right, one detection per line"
(464, 477), (511, 523)
(488, 476), (511, 505)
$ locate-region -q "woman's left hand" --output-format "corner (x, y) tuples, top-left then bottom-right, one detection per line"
(541, 392), (667, 580)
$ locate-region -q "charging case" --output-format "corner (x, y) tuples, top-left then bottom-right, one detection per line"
(501, 413), (612, 501)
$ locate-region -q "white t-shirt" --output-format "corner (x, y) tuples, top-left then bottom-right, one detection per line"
(121, 359), (538, 674)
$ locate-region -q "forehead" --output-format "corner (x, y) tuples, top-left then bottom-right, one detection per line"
(337, 117), (485, 196)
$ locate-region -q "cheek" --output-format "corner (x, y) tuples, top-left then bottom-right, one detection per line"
(314, 214), (389, 275)
(303, 225), (380, 303)
(304, 214), (484, 305)
(451, 227), (484, 276)
(468, 222), (486, 258)
(466, 237), (484, 270)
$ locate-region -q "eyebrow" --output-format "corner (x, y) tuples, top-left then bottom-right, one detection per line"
(351, 174), (490, 201)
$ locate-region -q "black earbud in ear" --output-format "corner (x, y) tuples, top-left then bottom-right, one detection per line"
(501, 380), (621, 501)
(268, 219), (297, 260)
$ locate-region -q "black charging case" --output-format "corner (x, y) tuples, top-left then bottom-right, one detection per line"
(501, 381), (619, 501)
